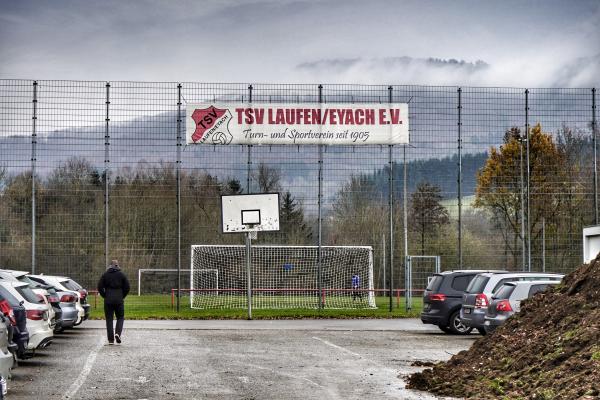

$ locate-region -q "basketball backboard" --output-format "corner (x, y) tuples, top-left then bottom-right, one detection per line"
(221, 193), (280, 233)
(583, 225), (600, 263)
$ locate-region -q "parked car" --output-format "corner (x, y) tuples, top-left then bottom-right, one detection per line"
(460, 272), (563, 334)
(0, 270), (60, 331)
(0, 307), (14, 381)
(52, 289), (79, 331)
(484, 280), (561, 333)
(0, 282), (53, 351)
(0, 294), (19, 359)
(29, 275), (90, 324)
(421, 270), (504, 334)
(0, 286), (29, 359)
(3, 270), (65, 333)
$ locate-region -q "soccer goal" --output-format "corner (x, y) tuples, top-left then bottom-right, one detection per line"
(137, 269), (193, 296)
(190, 245), (375, 309)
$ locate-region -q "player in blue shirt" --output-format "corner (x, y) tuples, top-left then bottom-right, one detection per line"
(352, 273), (361, 301)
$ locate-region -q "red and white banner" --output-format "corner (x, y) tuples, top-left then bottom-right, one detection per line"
(186, 103), (409, 145)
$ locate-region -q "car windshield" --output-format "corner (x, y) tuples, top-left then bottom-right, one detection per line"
(0, 286), (22, 307)
(493, 284), (515, 300)
(426, 275), (443, 291)
(61, 279), (82, 291)
(465, 275), (489, 294)
(15, 285), (44, 304)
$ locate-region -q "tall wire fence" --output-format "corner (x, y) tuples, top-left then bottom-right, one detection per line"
(0, 80), (597, 309)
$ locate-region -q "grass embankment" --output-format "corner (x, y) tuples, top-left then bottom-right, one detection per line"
(89, 294), (423, 319)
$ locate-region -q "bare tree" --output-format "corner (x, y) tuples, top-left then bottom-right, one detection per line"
(254, 163), (281, 193)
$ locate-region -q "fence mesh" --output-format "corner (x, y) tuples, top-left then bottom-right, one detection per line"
(0, 80), (597, 311)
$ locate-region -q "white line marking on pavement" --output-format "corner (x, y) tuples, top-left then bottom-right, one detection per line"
(312, 336), (363, 358)
(62, 335), (105, 399)
(312, 336), (386, 368)
(243, 362), (325, 389)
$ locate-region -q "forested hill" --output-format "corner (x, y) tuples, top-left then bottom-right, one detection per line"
(368, 152), (488, 198)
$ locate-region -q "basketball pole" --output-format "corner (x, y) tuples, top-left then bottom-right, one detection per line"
(246, 231), (252, 320)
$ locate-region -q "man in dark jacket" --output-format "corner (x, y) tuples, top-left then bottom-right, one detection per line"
(97, 259), (130, 345)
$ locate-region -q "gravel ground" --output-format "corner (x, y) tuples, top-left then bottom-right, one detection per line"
(7, 319), (476, 399)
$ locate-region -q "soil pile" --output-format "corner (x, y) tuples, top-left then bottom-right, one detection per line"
(407, 254), (600, 399)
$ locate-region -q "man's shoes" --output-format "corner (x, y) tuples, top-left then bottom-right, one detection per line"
(108, 341), (114, 345)
(115, 334), (121, 344)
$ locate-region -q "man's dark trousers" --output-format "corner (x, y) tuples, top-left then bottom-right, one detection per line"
(104, 302), (124, 342)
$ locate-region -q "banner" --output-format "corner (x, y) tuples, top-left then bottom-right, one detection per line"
(186, 102), (409, 145)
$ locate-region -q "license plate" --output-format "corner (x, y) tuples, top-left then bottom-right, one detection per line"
(464, 308), (471, 314)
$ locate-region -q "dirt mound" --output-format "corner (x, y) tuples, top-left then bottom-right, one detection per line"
(407, 254), (600, 399)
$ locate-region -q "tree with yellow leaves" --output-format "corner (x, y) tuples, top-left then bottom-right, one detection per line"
(474, 124), (565, 269)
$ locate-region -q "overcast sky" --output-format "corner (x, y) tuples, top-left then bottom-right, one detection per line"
(1, 0), (598, 87)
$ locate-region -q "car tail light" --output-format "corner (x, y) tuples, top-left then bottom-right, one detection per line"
(60, 294), (76, 303)
(429, 293), (446, 301)
(26, 309), (44, 321)
(475, 294), (489, 308)
(0, 300), (15, 325)
(48, 296), (60, 303)
(496, 299), (513, 312)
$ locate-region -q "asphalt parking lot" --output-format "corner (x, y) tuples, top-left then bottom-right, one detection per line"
(8, 319), (476, 400)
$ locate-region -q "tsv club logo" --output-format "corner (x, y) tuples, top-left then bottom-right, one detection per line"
(191, 105), (233, 145)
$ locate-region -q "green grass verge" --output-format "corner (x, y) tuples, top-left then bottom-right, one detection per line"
(89, 294), (423, 319)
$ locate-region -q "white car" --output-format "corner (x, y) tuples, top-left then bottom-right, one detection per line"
(0, 270), (56, 331)
(0, 282), (53, 350)
(29, 275), (88, 325)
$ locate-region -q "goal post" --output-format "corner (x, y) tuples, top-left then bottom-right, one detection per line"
(190, 245), (376, 310)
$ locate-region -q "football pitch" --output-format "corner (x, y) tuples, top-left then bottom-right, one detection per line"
(88, 294), (424, 319)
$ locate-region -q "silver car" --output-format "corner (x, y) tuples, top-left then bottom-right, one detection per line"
(484, 280), (560, 333)
(460, 272), (563, 334)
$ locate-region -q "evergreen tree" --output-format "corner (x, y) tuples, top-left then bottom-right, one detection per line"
(280, 191), (312, 244)
(409, 182), (449, 255)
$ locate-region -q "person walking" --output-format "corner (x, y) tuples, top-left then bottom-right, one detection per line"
(351, 273), (362, 301)
(98, 259), (130, 345)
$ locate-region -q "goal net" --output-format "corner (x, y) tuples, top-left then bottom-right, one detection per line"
(191, 245), (375, 309)
(137, 269), (193, 295)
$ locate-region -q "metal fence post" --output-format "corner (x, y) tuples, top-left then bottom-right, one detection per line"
(388, 86), (394, 312)
(525, 89), (531, 272)
(176, 83), (182, 312)
(457, 87), (463, 269)
(317, 84), (323, 309)
(593, 88), (598, 225)
(403, 144), (408, 300)
(519, 133), (526, 272)
(247, 84), (253, 194)
(104, 82), (110, 268)
(31, 81), (38, 274)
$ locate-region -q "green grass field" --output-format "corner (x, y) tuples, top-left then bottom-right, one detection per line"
(88, 294), (423, 319)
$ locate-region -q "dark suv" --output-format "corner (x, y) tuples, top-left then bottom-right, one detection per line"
(421, 270), (500, 334)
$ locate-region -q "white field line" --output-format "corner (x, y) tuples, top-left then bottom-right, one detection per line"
(62, 335), (105, 399)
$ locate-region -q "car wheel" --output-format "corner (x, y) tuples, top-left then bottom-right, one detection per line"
(477, 328), (487, 335)
(448, 311), (473, 335)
